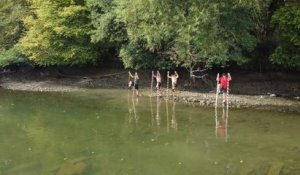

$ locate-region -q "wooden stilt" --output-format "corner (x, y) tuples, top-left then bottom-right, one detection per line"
(150, 71), (154, 96)
(226, 73), (230, 107)
(215, 73), (219, 108)
(166, 71), (170, 98)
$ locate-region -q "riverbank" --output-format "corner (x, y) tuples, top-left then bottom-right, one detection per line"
(0, 67), (299, 112)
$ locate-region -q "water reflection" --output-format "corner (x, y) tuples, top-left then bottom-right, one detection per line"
(1, 90), (300, 174)
(165, 98), (178, 133)
(149, 94), (154, 126)
(138, 95), (178, 134)
(149, 96), (162, 131)
(156, 96), (161, 128)
(171, 99), (178, 131)
(128, 90), (139, 124)
(215, 103), (229, 142)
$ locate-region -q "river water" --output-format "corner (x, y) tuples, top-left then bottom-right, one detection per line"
(0, 89), (299, 175)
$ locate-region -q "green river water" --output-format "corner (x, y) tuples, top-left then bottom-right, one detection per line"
(0, 89), (299, 175)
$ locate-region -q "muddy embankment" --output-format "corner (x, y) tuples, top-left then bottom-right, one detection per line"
(0, 66), (299, 112)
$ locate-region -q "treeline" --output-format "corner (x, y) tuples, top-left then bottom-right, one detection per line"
(0, 0), (299, 71)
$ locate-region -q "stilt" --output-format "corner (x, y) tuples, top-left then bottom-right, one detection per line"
(166, 71), (170, 98)
(215, 73), (219, 108)
(150, 71), (154, 95)
(215, 73), (220, 138)
(226, 73), (230, 107)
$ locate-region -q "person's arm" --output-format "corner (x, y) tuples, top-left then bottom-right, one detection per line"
(175, 71), (179, 78)
(167, 71), (171, 78)
(128, 71), (133, 78)
(152, 71), (157, 78)
(228, 73), (232, 81)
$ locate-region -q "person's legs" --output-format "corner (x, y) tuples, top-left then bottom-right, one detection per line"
(172, 83), (175, 91)
(128, 81), (133, 89)
(221, 88), (227, 103)
(157, 82), (161, 96)
(135, 84), (139, 96)
(218, 84), (221, 94)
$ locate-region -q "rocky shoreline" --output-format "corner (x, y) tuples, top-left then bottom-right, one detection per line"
(0, 67), (299, 113)
(142, 89), (300, 113)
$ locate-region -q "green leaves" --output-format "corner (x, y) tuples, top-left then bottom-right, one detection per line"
(0, 0), (298, 70)
(271, 4), (300, 69)
(110, 0), (257, 70)
(0, 45), (25, 67)
(0, 0), (27, 50)
(20, 0), (99, 66)
(0, 0), (28, 66)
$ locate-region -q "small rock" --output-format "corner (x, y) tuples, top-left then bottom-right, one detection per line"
(270, 94), (276, 97)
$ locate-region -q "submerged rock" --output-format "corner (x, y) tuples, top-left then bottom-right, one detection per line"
(57, 157), (90, 175)
(267, 162), (284, 175)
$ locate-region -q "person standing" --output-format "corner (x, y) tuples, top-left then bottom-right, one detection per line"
(129, 71), (140, 96)
(218, 73), (232, 103)
(168, 71), (179, 95)
(153, 70), (162, 96)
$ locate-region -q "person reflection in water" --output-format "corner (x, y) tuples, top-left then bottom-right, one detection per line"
(171, 99), (178, 131)
(215, 103), (228, 141)
(156, 96), (161, 128)
(128, 88), (139, 124)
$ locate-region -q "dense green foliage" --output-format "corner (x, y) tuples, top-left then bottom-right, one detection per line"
(0, 0), (27, 66)
(271, 3), (300, 69)
(89, 0), (257, 70)
(0, 0), (299, 70)
(0, 0), (26, 50)
(20, 0), (99, 65)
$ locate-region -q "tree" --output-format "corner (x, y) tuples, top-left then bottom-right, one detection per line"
(0, 0), (28, 66)
(0, 0), (27, 50)
(113, 0), (257, 74)
(168, 1), (228, 76)
(114, 0), (175, 69)
(271, 3), (300, 69)
(19, 0), (99, 66)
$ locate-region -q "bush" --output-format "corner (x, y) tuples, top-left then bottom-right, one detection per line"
(0, 46), (27, 67)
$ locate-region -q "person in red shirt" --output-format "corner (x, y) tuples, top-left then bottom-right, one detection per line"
(218, 73), (232, 103)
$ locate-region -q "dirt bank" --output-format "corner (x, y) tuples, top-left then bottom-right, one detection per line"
(0, 67), (299, 112)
